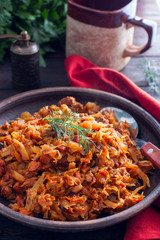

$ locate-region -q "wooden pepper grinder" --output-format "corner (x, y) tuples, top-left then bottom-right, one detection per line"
(0, 31), (40, 91)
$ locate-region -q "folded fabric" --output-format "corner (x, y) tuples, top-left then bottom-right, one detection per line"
(64, 54), (160, 240)
(65, 55), (160, 123)
(124, 206), (160, 240)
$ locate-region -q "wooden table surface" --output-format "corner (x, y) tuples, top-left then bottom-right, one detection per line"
(0, 0), (159, 239)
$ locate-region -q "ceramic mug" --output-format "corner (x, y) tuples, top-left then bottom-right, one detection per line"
(66, 0), (157, 71)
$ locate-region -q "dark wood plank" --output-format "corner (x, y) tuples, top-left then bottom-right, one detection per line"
(0, 0), (159, 239)
(0, 55), (159, 101)
(0, 214), (126, 240)
(121, 56), (160, 101)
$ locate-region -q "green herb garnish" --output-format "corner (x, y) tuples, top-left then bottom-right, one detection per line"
(140, 58), (160, 94)
(44, 109), (95, 154)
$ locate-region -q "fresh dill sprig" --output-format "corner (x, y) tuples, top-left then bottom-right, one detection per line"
(44, 108), (95, 154)
(140, 58), (160, 94)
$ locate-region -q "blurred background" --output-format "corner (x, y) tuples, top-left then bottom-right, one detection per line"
(0, 0), (67, 67)
(0, 0), (159, 100)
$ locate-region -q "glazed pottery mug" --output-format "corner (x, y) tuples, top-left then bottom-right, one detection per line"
(66, 0), (157, 71)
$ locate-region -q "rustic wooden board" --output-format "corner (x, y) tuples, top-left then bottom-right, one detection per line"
(0, 0), (159, 239)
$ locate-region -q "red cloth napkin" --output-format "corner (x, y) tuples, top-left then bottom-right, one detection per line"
(65, 55), (160, 123)
(124, 207), (160, 240)
(64, 55), (160, 240)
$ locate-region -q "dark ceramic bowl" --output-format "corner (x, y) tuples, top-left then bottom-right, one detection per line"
(0, 87), (159, 232)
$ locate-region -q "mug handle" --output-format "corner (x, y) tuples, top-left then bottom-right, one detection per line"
(123, 15), (157, 57)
